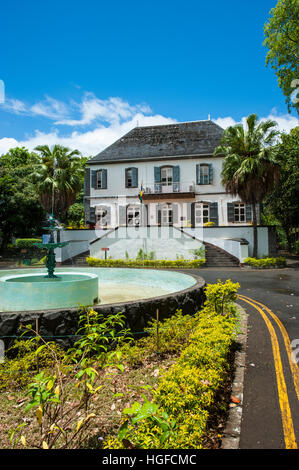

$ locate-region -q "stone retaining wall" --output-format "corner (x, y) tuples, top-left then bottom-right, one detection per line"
(0, 274), (206, 350)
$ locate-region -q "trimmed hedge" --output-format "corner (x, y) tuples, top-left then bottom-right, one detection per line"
(105, 309), (238, 449)
(15, 238), (42, 248)
(104, 278), (240, 449)
(243, 257), (286, 268)
(86, 257), (206, 269)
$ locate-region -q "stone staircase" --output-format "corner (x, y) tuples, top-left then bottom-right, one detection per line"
(203, 242), (240, 267)
(62, 250), (90, 266)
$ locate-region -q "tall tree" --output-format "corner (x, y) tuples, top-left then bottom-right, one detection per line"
(0, 148), (45, 249)
(30, 145), (85, 221)
(264, 126), (299, 251)
(264, 0), (299, 114)
(214, 114), (280, 258)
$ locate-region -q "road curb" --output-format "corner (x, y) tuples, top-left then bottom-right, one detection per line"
(221, 303), (248, 449)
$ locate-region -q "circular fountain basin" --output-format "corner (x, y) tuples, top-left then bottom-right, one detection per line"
(0, 267), (198, 312)
(0, 272), (99, 312)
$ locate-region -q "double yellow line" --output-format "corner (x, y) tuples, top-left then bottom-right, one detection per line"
(238, 294), (298, 449)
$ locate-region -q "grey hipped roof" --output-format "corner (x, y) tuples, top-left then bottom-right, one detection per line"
(88, 120), (224, 164)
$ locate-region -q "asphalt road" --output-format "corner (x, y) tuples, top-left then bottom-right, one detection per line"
(182, 266), (299, 450)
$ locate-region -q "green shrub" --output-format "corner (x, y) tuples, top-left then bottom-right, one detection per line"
(0, 339), (66, 391)
(86, 257), (206, 269)
(105, 280), (240, 449)
(136, 249), (155, 260)
(15, 239), (42, 249)
(204, 279), (240, 315)
(243, 257), (286, 268)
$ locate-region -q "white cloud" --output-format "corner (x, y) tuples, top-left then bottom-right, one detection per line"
(213, 113), (299, 133)
(0, 90), (298, 158)
(2, 98), (27, 114)
(30, 96), (69, 120)
(0, 112), (177, 157)
(55, 93), (152, 126)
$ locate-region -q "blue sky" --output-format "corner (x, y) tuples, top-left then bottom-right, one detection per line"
(0, 0), (298, 156)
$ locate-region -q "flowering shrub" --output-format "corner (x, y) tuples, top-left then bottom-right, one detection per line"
(86, 257), (206, 268)
(104, 280), (239, 449)
(243, 257), (286, 268)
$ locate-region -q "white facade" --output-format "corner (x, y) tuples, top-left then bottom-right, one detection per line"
(85, 156), (259, 229)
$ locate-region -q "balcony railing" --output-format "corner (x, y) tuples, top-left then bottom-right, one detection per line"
(142, 182), (195, 195)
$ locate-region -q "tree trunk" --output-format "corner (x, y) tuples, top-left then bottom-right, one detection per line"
(252, 203), (258, 258)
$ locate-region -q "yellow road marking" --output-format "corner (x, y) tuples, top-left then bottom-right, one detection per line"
(238, 295), (297, 449)
(239, 294), (299, 401)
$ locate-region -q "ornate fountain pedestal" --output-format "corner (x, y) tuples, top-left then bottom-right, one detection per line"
(0, 214), (99, 312)
(33, 214), (69, 278)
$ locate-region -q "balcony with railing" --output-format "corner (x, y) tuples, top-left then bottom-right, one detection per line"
(142, 182), (195, 200)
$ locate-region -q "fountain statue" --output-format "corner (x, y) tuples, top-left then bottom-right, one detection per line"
(0, 213), (99, 311)
(33, 214), (69, 279)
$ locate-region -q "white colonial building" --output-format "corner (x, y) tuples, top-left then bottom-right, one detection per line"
(84, 120), (259, 230)
(55, 120), (276, 266)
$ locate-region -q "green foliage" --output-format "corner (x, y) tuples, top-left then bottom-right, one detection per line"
(86, 257), (206, 268)
(0, 339), (66, 391)
(8, 307), (128, 449)
(118, 395), (177, 446)
(0, 148), (45, 249)
(25, 371), (61, 412)
(105, 280), (240, 449)
(264, 0), (299, 114)
(190, 245), (205, 259)
(214, 113), (280, 258)
(144, 310), (197, 355)
(136, 248), (155, 260)
(15, 238), (42, 249)
(30, 144), (85, 221)
(67, 203), (85, 227)
(243, 257), (286, 268)
(70, 308), (132, 365)
(264, 127), (299, 251)
(203, 279), (240, 315)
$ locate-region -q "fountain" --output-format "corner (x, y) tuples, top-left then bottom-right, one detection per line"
(0, 214), (206, 345)
(0, 214), (99, 311)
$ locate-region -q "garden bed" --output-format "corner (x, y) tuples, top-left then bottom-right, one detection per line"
(0, 280), (240, 450)
(86, 257), (206, 269)
(242, 257), (286, 269)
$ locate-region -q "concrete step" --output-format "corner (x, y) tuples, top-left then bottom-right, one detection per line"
(204, 242), (239, 267)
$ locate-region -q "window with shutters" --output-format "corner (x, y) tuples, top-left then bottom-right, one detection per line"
(126, 169), (133, 187)
(234, 203), (246, 222)
(127, 205), (141, 226)
(200, 165), (209, 185)
(161, 167), (173, 186)
(161, 204), (173, 226)
(125, 167), (138, 188)
(96, 170), (105, 189)
(96, 206), (108, 227)
(195, 203), (210, 225)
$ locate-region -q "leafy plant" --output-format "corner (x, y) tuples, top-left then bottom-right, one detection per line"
(203, 279), (240, 315)
(136, 249), (155, 261)
(190, 245), (205, 259)
(106, 283), (239, 449)
(8, 308), (130, 449)
(86, 257), (206, 268)
(118, 395), (177, 447)
(243, 256), (286, 268)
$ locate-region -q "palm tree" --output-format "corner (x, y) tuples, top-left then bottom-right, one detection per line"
(30, 144), (85, 221)
(214, 114), (281, 258)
